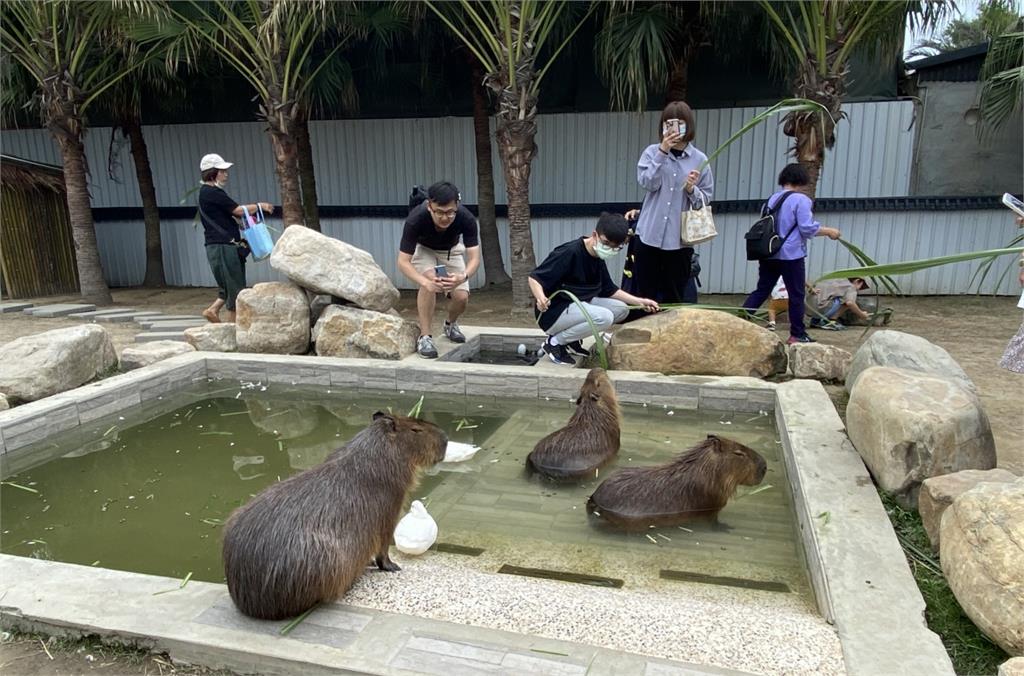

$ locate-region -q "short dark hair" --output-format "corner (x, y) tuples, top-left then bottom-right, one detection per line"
(777, 163), (810, 187)
(596, 212), (629, 244)
(201, 168), (220, 183)
(427, 181), (460, 205)
(659, 100), (696, 144)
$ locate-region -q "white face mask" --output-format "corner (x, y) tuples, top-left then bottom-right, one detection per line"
(594, 241), (621, 260)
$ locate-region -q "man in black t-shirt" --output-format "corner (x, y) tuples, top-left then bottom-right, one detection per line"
(528, 213), (659, 366)
(397, 181), (481, 358)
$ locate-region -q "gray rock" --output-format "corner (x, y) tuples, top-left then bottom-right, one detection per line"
(183, 324), (237, 352)
(788, 343), (853, 382)
(607, 309), (787, 377)
(119, 341), (197, 371)
(270, 225), (399, 312)
(919, 469), (1019, 550)
(846, 366), (996, 508)
(999, 657), (1024, 676)
(941, 479), (1024, 656)
(846, 330), (976, 395)
(236, 282), (310, 355)
(305, 289), (334, 328)
(313, 305), (418, 360)
(0, 325), (117, 403)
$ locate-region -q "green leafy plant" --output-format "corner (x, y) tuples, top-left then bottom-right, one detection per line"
(816, 246), (1024, 283)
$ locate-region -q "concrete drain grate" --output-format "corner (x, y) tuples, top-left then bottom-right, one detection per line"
(659, 569), (791, 593)
(431, 542), (486, 556)
(497, 564), (624, 588)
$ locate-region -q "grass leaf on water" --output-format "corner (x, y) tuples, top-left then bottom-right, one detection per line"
(737, 484), (774, 499)
(2, 481), (39, 494)
(407, 395), (425, 419)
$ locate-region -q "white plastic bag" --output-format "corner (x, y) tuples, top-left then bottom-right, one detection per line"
(394, 500), (438, 556)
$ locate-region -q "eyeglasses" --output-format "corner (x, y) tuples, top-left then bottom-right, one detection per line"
(429, 205), (458, 219)
(598, 237), (625, 252)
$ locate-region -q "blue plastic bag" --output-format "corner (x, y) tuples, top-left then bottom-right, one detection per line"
(241, 205), (274, 261)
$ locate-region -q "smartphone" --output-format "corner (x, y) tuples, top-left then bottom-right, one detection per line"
(434, 264), (448, 278)
(1003, 192), (1024, 219)
(662, 118), (682, 138)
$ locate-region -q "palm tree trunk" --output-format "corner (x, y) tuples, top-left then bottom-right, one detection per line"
(268, 128), (304, 228)
(471, 60), (510, 287)
(496, 120), (538, 314)
(55, 130), (113, 305)
(294, 111), (321, 232)
(125, 114), (165, 287)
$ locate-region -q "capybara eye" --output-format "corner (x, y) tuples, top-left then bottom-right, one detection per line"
(733, 450), (745, 456)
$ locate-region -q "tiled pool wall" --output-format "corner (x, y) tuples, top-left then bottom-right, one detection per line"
(0, 347), (955, 675)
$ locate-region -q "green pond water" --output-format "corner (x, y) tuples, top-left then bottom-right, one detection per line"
(1, 379), (806, 594)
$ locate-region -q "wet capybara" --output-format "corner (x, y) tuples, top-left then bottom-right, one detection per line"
(586, 435), (767, 531)
(526, 368), (620, 480)
(222, 412), (447, 620)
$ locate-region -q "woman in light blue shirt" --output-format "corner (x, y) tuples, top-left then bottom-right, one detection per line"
(742, 163), (841, 344)
(624, 101), (714, 305)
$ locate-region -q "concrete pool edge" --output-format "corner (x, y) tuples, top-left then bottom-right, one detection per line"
(0, 351), (953, 674)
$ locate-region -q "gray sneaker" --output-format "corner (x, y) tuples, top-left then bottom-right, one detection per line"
(443, 320), (466, 343)
(417, 335), (438, 359)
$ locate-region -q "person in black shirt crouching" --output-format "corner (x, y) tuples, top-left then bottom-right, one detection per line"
(397, 181), (481, 359)
(528, 213), (660, 366)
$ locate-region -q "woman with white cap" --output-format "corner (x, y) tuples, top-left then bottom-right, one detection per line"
(197, 153), (274, 323)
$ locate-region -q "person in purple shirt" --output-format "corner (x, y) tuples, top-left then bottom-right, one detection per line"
(742, 164), (841, 344)
(624, 101), (714, 305)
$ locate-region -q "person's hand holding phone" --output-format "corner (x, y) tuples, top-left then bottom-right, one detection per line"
(659, 120), (683, 153)
(439, 272), (463, 290)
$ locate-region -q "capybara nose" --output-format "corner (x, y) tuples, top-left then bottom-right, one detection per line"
(755, 460), (767, 483)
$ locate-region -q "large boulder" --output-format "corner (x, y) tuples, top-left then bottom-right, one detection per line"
(235, 282), (310, 355)
(846, 330), (976, 395)
(1000, 658), (1024, 676)
(270, 225), (399, 312)
(788, 343), (852, 382)
(607, 309), (787, 377)
(184, 323), (237, 352)
(919, 468), (1019, 550)
(940, 479), (1024, 656)
(120, 341), (196, 371)
(0, 325), (117, 403)
(313, 305), (418, 360)
(847, 367), (996, 507)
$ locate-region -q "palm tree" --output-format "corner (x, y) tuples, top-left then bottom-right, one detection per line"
(978, 22), (1024, 134)
(1, 1), (155, 305)
(426, 0), (592, 312)
(758, 1), (952, 197)
(169, 0), (365, 228)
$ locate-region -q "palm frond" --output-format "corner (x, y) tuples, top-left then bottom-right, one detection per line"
(816, 247), (1024, 284)
(969, 231), (1024, 294)
(978, 28), (1024, 137)
(700, 99), (835, 170)
(594, 4), (680, 112)
(835, 238), (902, 295)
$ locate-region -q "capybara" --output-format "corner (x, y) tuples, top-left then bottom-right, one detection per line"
(586, 435), (766, 530)
(222, 412), (447, 620)
(526, 368), (620, 480)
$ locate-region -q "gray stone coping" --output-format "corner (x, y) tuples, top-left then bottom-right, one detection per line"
(0, 350), (954, 674)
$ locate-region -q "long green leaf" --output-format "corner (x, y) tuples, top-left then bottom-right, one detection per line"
(835, 239), (901, 295)
(816, 247), (1024, 283)
(699, 99), (834, 171)
(542, 290), (610, 369)
(758, 1), (804, 61)
(533, 4), (596, 93)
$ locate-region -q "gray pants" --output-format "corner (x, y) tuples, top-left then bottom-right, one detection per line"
(547, 297), (629, 344)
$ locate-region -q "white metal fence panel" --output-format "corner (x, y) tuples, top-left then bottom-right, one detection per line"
(2, 100), (915, 210)
(95, 209), (1018, 296)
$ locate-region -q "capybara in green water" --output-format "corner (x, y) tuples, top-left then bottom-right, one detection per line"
(587, 435), (766, 530)
(526, 368), (620, 480)
(222, 412), (447, 620)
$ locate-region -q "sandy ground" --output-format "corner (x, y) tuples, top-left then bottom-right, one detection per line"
(2, 287), (1021, 474)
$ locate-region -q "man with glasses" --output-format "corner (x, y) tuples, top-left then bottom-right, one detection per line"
(528, 213), (660, 366)
(398, 181), (481, 358)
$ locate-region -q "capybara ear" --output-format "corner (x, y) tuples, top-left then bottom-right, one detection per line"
(372, 411), (396, 430)
(706, 434), (722, 451)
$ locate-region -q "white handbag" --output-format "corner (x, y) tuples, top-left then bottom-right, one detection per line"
(680, 187), (717, 246)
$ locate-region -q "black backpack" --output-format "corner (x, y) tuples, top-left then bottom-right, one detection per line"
(408, 185), (428, 213)
(745, 191), (797, 261)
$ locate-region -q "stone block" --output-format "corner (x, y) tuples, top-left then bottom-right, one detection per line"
(919, 468), (1019, 550)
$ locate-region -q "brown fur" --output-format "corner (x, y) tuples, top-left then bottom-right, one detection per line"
(586, 435), (766, 530)
(526, 368), (621, 480)
(222, 412), (447, 620)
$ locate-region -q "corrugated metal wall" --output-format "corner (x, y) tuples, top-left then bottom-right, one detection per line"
(95, 209), (1020, 295)
(1, 101), (914, 208)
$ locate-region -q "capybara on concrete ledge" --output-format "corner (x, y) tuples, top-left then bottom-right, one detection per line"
(222, 412), (447, 620)
(586, 435), (766, 531)
(526, 368), (620, 480)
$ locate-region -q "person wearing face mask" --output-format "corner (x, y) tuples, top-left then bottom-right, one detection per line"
(625, 101), (714, 307)
(528, 213), (660, 366)
(197, 153), (274, 323)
